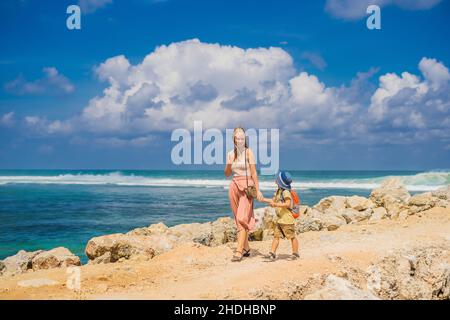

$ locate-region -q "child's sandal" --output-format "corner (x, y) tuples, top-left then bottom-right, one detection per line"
(266, 252), (276, 261)
(292, 252), (300, 260)
(243, 248), (251, 257)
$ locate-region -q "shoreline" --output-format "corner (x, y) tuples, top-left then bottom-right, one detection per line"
(1, 178), (449, 299)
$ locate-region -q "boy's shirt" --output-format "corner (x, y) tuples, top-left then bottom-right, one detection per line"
(273, 188), (295, 225)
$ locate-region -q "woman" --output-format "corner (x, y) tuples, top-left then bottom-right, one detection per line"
(224, 127), (263, 262)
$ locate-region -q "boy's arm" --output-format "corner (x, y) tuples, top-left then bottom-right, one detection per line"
(274, 198), (291, 208)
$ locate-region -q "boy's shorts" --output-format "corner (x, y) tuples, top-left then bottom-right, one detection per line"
(273, 223), (296, 239)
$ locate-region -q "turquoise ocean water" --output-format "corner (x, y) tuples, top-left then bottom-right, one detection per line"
(0, 170), (449, 263)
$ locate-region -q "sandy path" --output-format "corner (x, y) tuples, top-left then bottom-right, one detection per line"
(1, 207), (449, 300)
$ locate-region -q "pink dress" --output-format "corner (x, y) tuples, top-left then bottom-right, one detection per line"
(227, 149), (256, 232)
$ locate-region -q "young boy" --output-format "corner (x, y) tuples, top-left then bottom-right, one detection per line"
(261, 171), (300, 261)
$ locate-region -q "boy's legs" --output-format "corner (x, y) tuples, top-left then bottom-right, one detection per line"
(291, 237), (299, 254)
(271, 236), (280, 254)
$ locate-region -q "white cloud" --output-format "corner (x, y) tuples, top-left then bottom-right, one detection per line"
(78, 0), (113, 14)
(325, 0), (442, 20)
(4, 67), (75, 96)
(16, 39), (450, 148)
(0, 112), (15, 127)
(24, 116), (73, 135)
(419, 57), (450, 90)
(300, 52), (327, 70)
(81, 39), (295, 133)
(368, 58), (450, 136)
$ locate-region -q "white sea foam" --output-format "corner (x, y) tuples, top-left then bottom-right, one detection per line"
(0, 171), (448, 192)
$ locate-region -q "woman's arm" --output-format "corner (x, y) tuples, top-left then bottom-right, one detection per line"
(224, 152), (233, 177)
(247, 148), (263, 200)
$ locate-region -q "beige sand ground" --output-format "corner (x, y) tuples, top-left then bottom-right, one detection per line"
(1, 207), (449, 300)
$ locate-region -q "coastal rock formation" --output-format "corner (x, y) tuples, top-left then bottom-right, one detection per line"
(3, 178), (448, 271)
(85, 234), (158, 264)
(339, 208), (371, 224)
(31, 247), (81, 270)
(304, 275), (379, 300)
(366, 246), (450, 299)
(320, 212), (347, 231)
(0, 248), (80, 276)
(369, 207), (388, 222)
(0, 250), (43, 276)
(432, 185), (450, 201)
(346, 196), (374, 211)
(314, 196), (347, 212)
(370, 178), (411, 218)
(86, 216), (237, 264)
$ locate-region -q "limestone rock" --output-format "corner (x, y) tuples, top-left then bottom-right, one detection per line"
(304, 275), (379, 300)
(0, 261), (5, 275)
(321, 212), (346, 231)
(85, 234), (158, 263)
(168, 222), (212, 243)
(366, 246), (450, 299)
(211, 217), (236, 245)
(346, 196), (374, 211)
(370, 178), (410, 217)
(31, 247), (81, 271)
(314, 196), (347, 212)
(1, 250), (43, 276)
(127, 222), (169, 236)
(296, 215), (323, 234)
(432, 185), (450, 201)
(407, 192), (440, 215)
(369, 207), (388, 222)
(339, 208), (371, 224)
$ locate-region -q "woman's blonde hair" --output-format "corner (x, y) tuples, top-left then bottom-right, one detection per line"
(232, 126), (248, 162)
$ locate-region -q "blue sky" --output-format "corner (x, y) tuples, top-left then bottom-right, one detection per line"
(0, 0), (449, 170)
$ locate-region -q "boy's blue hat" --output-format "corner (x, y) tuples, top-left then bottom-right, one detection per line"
(276, 171), (292, 190)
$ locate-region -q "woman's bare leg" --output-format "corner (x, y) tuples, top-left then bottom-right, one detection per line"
(243, 231), (250, 251)
(235, 229), (246, 257)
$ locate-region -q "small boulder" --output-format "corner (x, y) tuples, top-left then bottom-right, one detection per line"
(85, 234), (159, 263)
(168, 222), (212, 243)
(1, 250), (43, 276)
(295, 215), (322, 233)
(31, 247), (80, 271)
(0, 260), (5, 276)
(314, 196), (347, 212)
(127, 222), (169, 236)
(432, 185), (450, 201)
(339, 208), (371, 224)
(211, 217), (236, 245)
(370, 178), (410, 217)
(369, 207), (388, 222)
(304, 275), (379, 300)
(346, 196), (374, 211)
(320, 212), (346, 231)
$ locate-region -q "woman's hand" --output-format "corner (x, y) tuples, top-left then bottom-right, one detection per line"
(257, 190), (263, 201)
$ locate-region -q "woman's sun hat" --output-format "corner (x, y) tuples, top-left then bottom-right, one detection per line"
(276, 171), (292, 190)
